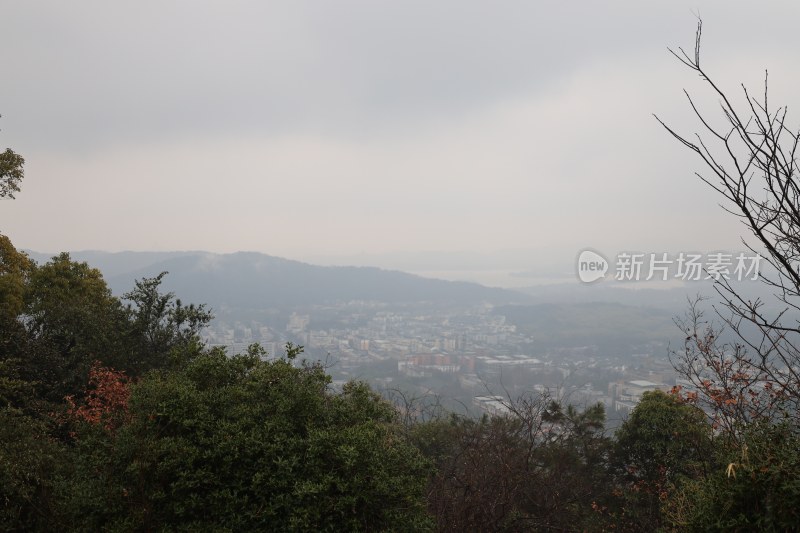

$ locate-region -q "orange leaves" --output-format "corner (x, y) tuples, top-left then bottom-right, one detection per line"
(65, 361), (130, 432)
(669, 385), (699, 405)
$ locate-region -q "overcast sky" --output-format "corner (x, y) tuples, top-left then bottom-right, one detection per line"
(2, 1), (800, 274)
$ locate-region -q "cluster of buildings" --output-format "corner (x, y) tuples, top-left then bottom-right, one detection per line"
(205, 303), (533, 365)
(203, 302), (681, 419)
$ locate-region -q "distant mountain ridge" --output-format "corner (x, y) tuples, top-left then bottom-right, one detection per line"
(24, 250), (529, 309)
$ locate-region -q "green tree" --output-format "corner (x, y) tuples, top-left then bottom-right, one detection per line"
(0, 235), (33, 320)
(0, 408), (63, 532)
(0, 236), (36, 409)
(0, 114), (24, 200)
(7, 252), (211, 407)
(0, 149), (23, 199)
(23, 253), (128, 404)
(613, 390), (715, 530)
(678, 421), (800, 531)
(121, 272), (212, 373)
(58, 346), (432, 532)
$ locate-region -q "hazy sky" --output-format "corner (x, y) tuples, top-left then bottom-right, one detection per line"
(2, 1), (800, 271)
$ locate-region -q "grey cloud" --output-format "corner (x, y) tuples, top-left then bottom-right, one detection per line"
(2, 0), (800, 265)
(5, 1), (798, 153)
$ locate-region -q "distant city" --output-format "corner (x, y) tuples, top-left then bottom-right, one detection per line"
(204, 299), (677, 426)
(26, 249), (766, 425)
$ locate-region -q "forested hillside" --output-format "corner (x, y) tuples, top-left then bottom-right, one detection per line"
(3, 234), (800, 531)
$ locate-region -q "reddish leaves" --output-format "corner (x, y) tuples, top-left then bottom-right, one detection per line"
(65, 361), (130, 431)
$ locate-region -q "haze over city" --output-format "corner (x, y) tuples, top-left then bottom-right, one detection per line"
(4, 1), (800, 282)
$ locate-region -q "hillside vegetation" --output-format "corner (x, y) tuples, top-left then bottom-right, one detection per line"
(4, 235), (800, 531)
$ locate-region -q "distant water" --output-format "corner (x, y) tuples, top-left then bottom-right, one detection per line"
(409, 270), (698, 291)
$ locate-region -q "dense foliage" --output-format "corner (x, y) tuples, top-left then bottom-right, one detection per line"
(4, 231), (800, 531)
(58, 352), (431, 532)
(0, 236), (432, 532)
